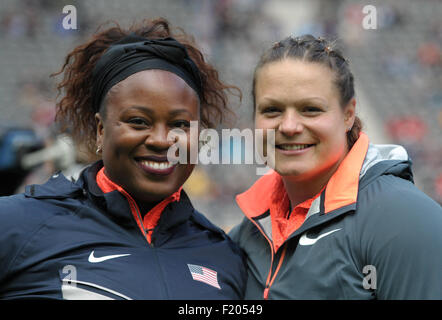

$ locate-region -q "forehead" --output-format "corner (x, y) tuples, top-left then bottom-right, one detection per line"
(255, 59), (337, 99)
(105, 69), (200, 114)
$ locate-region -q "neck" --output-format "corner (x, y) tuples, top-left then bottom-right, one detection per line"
(282, 161), (342, 208)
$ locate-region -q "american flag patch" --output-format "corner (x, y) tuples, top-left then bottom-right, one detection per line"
(187, 264), (221, 289)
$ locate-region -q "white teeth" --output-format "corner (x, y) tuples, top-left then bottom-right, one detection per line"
(279, 144), (311, 151)
(141, 160), (173, 170)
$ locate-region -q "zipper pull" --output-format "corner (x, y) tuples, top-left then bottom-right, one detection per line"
(263, 287), (269, 300)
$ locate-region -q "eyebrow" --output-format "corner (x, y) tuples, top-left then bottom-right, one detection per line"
(128, 106), (195, 117)
(169, 109), (195, 117)
(258, 96), (327, 107)
(128, 106), (154, 115)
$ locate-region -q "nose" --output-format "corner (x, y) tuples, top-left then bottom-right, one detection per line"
(144, 124), (175, 151)
(278, 110), (303, 136)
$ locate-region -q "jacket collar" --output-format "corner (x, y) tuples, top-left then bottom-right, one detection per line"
(25, 161), (195, 244)
(236, 132), (370, 220)
(95, 166), (182, 243)
(82, 162), (192, 240)
(82, 162), (225, 243)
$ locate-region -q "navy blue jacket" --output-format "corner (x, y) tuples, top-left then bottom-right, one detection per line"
(0, 162), (246, 299)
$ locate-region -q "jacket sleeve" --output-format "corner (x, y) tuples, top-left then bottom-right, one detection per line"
(0, 195), (42, 286)
(357, 176), (442, 299)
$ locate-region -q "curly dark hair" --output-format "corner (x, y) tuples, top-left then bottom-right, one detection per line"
(53, 18), (240, 158)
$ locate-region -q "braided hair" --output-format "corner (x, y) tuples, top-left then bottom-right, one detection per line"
(252, 34), (362, 149)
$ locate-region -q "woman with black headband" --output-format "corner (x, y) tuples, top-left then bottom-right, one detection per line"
(0, 18), (246, 300)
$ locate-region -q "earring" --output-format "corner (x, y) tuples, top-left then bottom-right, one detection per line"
(96, 145), (102, 155)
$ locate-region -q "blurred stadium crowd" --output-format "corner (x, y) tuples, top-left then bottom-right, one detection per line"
(0, 0), (440, 230)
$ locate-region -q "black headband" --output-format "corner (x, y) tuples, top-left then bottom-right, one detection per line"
(91, 34), (203, 112)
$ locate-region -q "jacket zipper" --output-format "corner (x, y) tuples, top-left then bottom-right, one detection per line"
(118, 188), (172, 298)
(246, 216), (287, 300)
(117, 188), (152, 246)
(263, 245), (287, 299)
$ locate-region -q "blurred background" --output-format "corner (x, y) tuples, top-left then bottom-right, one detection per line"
(0, 0), (441, 231)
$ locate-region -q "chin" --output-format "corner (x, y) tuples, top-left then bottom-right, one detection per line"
(274, 163), (313, 179)
(128, 181), (175, 203)
(274, 165), (302, 177)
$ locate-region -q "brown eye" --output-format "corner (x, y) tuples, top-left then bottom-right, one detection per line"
(128, 117), (150, 128)
(171, 120), (190, 129)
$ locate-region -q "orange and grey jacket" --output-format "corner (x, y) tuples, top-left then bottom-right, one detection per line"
(230, 133), (442, 299)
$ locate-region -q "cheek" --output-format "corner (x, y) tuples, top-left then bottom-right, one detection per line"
(311, 114), (346, 145)
(103, 126), (143, 158)
(255, 115), (277, 130)
(313, 123), (348, 165)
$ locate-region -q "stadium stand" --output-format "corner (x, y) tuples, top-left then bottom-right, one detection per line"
(0, 0), (440, 230)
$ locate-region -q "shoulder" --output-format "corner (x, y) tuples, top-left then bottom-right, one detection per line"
(190, 209), (245, 256)
(356, 173), (442, 239)
(353, 172), (442, 254)
(357, 173), (441, 222)
(0, 178), (79, 237)
(354, 175), (442, 298)
(0, 192), (64, 280)
(190, 209), (225, 235)
(0, 193), (52, 227)
(191, 209), (235, 242)
(0, 174), (85, 258)
(228, 221), (242, 243)
(0, 172), (83, 225)
(355, 173), (442, 263)
(228, 216), (260, 250)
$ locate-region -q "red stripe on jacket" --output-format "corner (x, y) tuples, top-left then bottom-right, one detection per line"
(96, 167), (182, 243)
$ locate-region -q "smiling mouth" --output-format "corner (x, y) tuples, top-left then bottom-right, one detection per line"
(139, 160), (175, 170)
(135, 156), (177, 176)
(276, 144), (315, 151)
